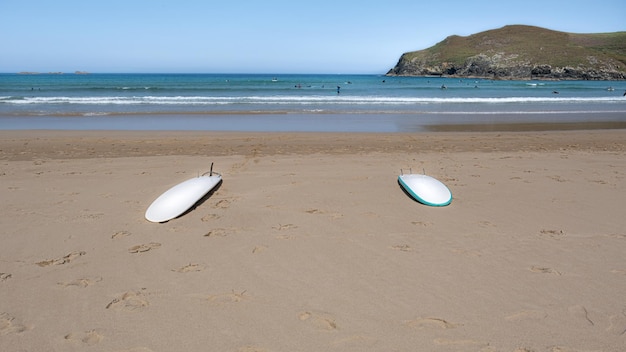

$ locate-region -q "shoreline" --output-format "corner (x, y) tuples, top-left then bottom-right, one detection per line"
(2, 129), (626, 161)
(2, 111), (625, 133)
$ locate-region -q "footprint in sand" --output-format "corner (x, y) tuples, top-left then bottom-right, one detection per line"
(213, 199), (233, 209)
(112, 230), (131, 239)
(201, 213), (220, 222)
(205, 290), (249, 305)
(530, 266), (562, 275)
(172, 263), (205, 273)
(539, 229), (566, 239)
(299, 311), (338, 331)
(390, 244), (413, 252)
(204, 228), (235, 237)
(73, 212), (105, 222)
(411, 221), (433, 227)
(128, 242), (161, 253)
(273, 223), (297, 231)
(0, 312), (29, 335)
(549, 175), (569, 182)
(58, 276), (103, 288)
(0, 273), (11, 282)
(305, 208), (343, 219)
(252, 245), (267, 254)
(36, 251), (86, 267)
(64, 329), (103, 346)
(405, 317), (460, 329)
(106, 290), (149, 311)
(478, 220), (496, 228)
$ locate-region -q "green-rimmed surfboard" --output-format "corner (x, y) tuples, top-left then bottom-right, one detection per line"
(398, 170), (452, 207)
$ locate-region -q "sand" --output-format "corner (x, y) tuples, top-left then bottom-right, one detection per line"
(1, 129), (625, 352)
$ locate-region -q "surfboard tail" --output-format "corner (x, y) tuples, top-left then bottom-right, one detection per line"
(203, 162), (219, 177)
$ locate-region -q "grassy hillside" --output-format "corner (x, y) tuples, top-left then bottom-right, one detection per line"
(391, 25), (626, 79)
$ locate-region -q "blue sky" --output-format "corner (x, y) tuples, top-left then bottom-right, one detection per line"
(2, 0), (625, 74)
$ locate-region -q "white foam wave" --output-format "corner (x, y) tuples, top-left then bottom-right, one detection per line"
(4, 95), (625, 105)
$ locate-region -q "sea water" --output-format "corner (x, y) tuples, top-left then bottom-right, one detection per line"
(1, 73), (625, 132)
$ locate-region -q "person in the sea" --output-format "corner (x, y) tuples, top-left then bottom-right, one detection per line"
(337, 86), (341, 94)
(623, 90), (626, 96)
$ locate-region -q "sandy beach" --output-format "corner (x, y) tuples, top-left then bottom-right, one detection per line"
(1, 129), (625, 352)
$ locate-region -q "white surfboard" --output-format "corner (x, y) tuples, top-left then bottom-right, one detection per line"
(398, 170), (452, 207)
(145, 164), (222, 223)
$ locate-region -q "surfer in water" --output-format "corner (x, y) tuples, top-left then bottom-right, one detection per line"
(337, 86), (341, 94)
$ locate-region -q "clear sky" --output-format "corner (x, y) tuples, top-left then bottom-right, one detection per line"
(2, 0), (625, 74)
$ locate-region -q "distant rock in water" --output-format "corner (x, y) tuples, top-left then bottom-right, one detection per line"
(387, 25), (626, 80)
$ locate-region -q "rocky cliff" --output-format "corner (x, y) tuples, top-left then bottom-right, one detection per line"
(387, 25), (626, 80)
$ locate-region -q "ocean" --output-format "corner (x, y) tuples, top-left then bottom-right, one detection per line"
(1, 73), (625, 132)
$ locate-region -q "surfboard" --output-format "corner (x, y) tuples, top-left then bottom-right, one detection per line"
(145, 164), (222, 223)
(398, 170), (452, 207)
